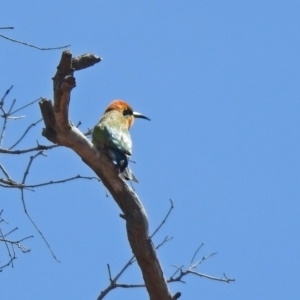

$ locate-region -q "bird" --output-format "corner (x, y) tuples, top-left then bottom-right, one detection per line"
(92, 100), (150, 182)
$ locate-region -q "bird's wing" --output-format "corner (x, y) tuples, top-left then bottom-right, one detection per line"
(93, 122), (132, 155)
(104, 125), (132, 155)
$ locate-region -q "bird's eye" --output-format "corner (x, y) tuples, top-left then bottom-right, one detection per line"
(123, 108), (132, 116)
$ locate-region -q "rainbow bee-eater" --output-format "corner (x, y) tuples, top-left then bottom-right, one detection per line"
(92, 100), (150, 182)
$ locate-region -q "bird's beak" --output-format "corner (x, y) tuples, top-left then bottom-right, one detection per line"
(133, 111), (151, 121)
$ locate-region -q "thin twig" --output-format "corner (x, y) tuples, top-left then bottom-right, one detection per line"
(107, 264), (113, 282)
(20, 188), (60, 262)
(16, 151), (98, 261)
(0, 256), (17, 271)
(18, 151), (60, 261)
(168, 266), (235, 284)
(0, 27), (14, 30)
(151, 199), (174, 238)
(113, 283), (145, 288)
(22, 151), (45, 184)
(98, 256), (235, 292)
(26, 175), (100, 188)
(0, 183), (33, 190)
(7, 98), (16, 115)
(0, 235), (34, 245)
(0, 34), (70, 50)
(0, 211), (33, 271)
(169, 265), (185, 280)
(2, 227), (18, 237)
(189, 270), (234, 283)
(0, 210), (8, 224)
(9, 119), (43, 149)
(0, 99), (16, 147)
(6, 116), (25, 120)
(10, 97), (42, 115)
(0, 144), (59, 154)
(0, 163), (10, 178)
(0, 228), (14, 268)
(0, 175), (99, 189)
(0, 85), (13, 108)
(155, 236), (173, 250)
(191, 252), (218, 269)
(189, 243), (205, 266)
(167, 246), (235, 284)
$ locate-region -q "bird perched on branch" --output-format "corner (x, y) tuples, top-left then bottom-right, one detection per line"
(92, 100), (150, 182)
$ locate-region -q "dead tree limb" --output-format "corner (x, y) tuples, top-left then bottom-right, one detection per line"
(39, 50), (177, 300)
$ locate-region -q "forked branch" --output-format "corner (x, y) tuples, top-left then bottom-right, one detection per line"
(0, 210), (33, 272)
(0, 89), (100, 262)
(39, 50), (176, 300)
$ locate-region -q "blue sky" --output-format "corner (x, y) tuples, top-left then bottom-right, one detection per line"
(1, 1), (300, 299)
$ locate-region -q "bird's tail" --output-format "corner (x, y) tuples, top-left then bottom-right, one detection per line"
(107, 148), (138, 183)
(119, 166), (138, 183)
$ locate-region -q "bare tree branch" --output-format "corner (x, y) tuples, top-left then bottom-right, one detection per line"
(0, 98), (16, 147)
(12, 150), (62, 261)
(0, 85), (13, 108)
(0, 93), (43, 151)
(0, 33), (70, 50)
(98, 245), (234, 297)
(22, 151), (45, 184)
(97, 201), (234, 298)
(0, 235), (33, 247)
(20, 187), (60, 262)
(155, 236), (173, 250)
(0, 211), (33, 271)
(0, 175), (99, 189)
(151, 199), (174, 238)
(98, 199), (175, 299)
(0, 143), (59, 154)
(0, 163), (10, 179)
(168, 247), (235, 284)
(39, 50), (176, 300)
(0, 87), (100, 266)
(189, 242), (205, 266)
(0, 27), (14, 30)
(9, 119), (43, 149)
(9, 97), (42, 115)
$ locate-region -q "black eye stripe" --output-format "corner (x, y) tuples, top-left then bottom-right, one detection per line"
(123, 108), (132, 116)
